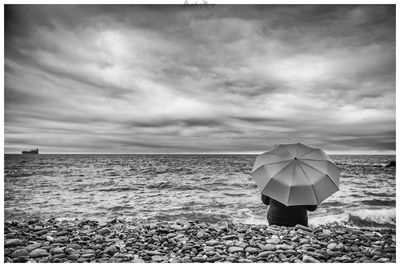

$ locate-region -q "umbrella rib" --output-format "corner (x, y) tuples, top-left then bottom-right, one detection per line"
(298, 161), (339, 190)
(251, 159), (293, 174)
(286, 164), (295, 206)
(261, 160), (294, 193)
(298, 163), (319, 204)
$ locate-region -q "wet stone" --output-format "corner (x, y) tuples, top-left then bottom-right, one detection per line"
(11, 249), (28, 258)
(245, 247), (259, 254)
(55, 236), (69, 243)
(192, 256), (207, 262)
(258, 251), (276, 258)
(98, 228), (112, 236)
(259, 244), (276, 251)
(29, 248), (50, 258)
(50, 247), (64, 254)
(303, 255), (320, 263)
(223, 235), (237, 240)
(151, 255), (163, 262)
(5, 239), (23, 247)
(26, 242), (42, 252)
(228, 246), (244, 253)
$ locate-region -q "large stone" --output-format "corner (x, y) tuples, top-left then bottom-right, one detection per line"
(259, 243), (276, 251)
(5, 239), (22, 247)
(319, 229), (332, 237)
(29, 248), (49, 258)
(170, 224), (183, 231)
(104, 245), (118, 256)
(26, 243), (42, 252)
(294, 224), (312, 232)
(223, 235), (238, 240)
(302, 255), (320, 263)
(81, 249), (95, 255)
(228, 246), (244, 253)
(203, 246), (214, 252)
(144, 250), (162, 256)
(276, 244), (294, 250)
(191, 257), (207, 262)
(267, 236), (280, 244)
(327, 243), (337, 250)
(10, 249), (28, 258)
(245, 247), (259, 254)
(55, 236), (69, 243)
(151, 255), (163, 262)
(257, 251), (275, 258)
(98, 227), (112, 236)
(50, 247), (64, 255)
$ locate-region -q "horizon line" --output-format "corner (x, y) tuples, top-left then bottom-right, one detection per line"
(4, 151), (396, 156)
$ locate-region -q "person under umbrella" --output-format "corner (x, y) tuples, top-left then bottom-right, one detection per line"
(251, 143), (340, 227)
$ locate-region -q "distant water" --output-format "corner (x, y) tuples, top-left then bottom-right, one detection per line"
(4, 154), (396, 228)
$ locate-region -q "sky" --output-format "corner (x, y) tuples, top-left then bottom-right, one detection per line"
(4, 5), (396, 154)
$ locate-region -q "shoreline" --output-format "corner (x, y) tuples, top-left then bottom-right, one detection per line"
(4, 218), (396, 263)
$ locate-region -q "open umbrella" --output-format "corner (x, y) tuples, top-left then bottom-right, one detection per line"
(251, 143), (340, 206)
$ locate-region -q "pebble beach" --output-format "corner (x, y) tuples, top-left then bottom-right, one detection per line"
(4, 218), (396, 263)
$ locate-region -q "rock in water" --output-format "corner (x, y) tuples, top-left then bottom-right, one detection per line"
(386, 161), (395, 167)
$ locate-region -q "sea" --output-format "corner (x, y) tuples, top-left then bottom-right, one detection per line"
(4, 154), (396, 228)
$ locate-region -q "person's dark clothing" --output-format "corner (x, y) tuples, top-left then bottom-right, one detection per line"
(261, 195), (317, 227)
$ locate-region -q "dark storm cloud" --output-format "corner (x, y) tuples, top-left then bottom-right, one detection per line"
(4, 5), (395, 154)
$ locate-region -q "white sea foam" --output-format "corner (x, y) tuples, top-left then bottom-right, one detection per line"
(309, 208), (396, 228)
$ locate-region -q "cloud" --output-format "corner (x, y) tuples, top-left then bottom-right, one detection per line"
(4, 5), (395, 154)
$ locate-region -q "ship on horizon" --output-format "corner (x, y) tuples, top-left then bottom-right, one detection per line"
(22, 149), (39, 154)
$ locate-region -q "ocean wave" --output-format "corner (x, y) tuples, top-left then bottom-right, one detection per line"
(361, 199), (396, 206)
(98, 187), (140, 192)
(309, 208), (395, 228)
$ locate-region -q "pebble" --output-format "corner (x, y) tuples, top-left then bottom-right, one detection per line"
(151, 255), (163, 262)
(327, 242), (337, 250)
(170, 224), (183, 231)
(206, 240), (219, 246)
(3, 218), (396, 263)
(26, 242), (42, 252)
(98, 227), (112, 236)
(5, 239), (22, 247)
(303, 255), (320, 263)
(259, 243), (276, 251)
(228, 246), (244, 253)
(294, 224), (312, 232)
(29, 248), (49, 258)
(245, 247), (259, 254)
(257, 251), (275, 258)
(11, 249), (28, 258)
(276, 244), (294, 250)
(50, 247), (64, 254)
(223, 234), (237, 240)
(192, 256), (207, 262)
